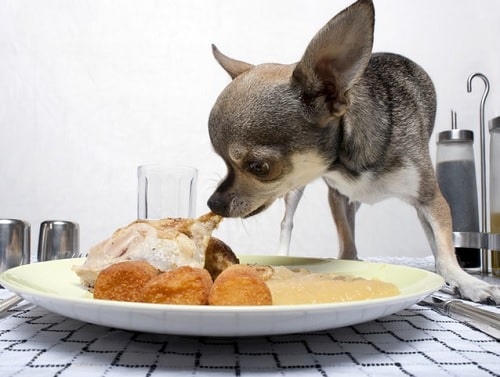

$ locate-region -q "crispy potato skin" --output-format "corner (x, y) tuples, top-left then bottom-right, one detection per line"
(140, 266), (213, 305)
(93, 260), (159, 302)
(208, 264), (272, 306)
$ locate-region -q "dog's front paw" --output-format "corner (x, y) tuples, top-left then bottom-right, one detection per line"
(453, 279), (500, 304)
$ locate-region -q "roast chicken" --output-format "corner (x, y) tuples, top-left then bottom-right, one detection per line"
(73, 212), (229, 288)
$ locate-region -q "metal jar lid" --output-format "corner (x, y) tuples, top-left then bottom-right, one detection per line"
(437, 129), (474, 143)
(489, 116), (500, 131)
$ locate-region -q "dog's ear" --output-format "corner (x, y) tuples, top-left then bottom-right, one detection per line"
(292, 0), (374, 120)
(212, 44), (254, 79)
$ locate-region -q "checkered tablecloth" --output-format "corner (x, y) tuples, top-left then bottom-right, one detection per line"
(1, 257), (498, 377)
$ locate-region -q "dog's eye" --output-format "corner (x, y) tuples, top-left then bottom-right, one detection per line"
(247, 161), (270, 177)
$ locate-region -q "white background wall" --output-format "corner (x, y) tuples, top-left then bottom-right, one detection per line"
(1, 0), (499, 260)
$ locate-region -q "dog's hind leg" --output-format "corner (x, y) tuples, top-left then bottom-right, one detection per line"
(416, 186), (500, 303)
(327, 186), (360, 260)
(277, 187), (304, 255)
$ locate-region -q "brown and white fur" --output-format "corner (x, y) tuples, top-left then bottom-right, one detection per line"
(207, 0), (500, 303)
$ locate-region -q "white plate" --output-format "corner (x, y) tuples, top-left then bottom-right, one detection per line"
(0, 256), (443, 336)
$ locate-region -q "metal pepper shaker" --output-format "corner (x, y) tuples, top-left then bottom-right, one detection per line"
(436, 111), (481, 269)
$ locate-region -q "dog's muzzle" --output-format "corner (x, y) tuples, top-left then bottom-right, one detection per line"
(207, 194), (231, 217)
(207, 192), (266, 218)
(245, 204), (266, 218)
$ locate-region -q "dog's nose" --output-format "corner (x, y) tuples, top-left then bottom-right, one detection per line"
(207, 194), (230, 217)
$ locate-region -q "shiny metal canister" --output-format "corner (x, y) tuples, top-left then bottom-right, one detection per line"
(0, 219), (30, 272)
(37, 220), (79, 261)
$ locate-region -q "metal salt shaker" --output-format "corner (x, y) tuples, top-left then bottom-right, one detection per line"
(0, 219), (30, 273)
(37, 220), (80, 261)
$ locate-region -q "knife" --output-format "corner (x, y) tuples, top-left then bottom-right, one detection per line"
(0, 294), (23, 315)
(418, 295), (500, 340)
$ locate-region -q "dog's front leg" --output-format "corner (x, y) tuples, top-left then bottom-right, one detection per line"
(417, 186), (500, 303)
(327, 186), (360, 260)
(278, 187), (305, 256)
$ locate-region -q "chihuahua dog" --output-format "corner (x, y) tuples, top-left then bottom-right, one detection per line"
(207, 0), (500, 303)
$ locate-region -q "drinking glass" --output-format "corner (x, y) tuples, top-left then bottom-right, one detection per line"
(137, 164), (197, 219)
